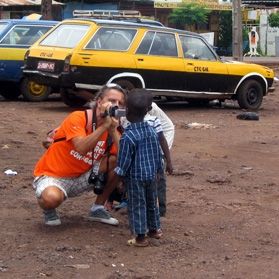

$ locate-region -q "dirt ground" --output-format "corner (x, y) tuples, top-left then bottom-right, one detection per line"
(0, 83), (279, 279)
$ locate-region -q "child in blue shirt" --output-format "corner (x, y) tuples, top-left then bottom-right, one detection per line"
(118, 93), (173, 217)
(114, 88), (162, 247)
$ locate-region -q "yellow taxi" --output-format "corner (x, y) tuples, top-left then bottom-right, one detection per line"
(23, 11), (275, 109)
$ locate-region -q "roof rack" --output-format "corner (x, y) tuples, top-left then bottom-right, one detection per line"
(72, 9), (142, 19)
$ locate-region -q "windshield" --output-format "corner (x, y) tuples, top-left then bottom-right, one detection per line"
(40, 24), (90, 48)
(0, 22), (8, 34)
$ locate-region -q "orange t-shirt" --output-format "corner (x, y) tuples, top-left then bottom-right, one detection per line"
(34, 111), (117, 178)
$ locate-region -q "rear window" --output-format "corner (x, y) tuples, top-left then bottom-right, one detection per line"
(40, 24), (90, 48)
(0, 25), (52, 46)
(85, 27), (137, 51)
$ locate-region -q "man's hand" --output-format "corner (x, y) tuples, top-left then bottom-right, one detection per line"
(100, 101), (119, 133)
(101, 102), (114, 129)
(108, 116), (119, 134)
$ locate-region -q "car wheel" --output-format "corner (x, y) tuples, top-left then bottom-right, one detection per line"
(60, 88), (87, 107)
(21, 78), (51, 102)
(115, 79), (135, 92)
(237, 80), (263, 110)
(0, 83), (21, 100)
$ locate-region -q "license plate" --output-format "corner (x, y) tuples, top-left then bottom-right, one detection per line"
(37, 61), (55, 72)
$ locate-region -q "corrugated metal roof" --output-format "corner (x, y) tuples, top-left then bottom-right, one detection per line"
(0, 0), (63, 6)
(243, 0), (279, 4)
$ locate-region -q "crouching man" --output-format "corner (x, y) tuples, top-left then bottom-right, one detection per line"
(32, 84), (126, 226)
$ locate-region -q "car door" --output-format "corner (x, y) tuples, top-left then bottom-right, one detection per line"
(0, 24), (52, 82)
(179, 35), (229, 92)
(134, 31), (185, 90)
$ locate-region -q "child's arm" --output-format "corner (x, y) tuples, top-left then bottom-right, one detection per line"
(158, 132), (173, 174)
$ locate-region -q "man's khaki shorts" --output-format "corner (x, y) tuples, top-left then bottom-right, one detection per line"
(33, 170), (93, 199)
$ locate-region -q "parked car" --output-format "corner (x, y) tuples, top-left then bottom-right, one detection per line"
(23, 18), (275, 109)
(0, 19), (58, 101)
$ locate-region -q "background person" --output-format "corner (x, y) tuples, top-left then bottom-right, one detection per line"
(146, 97), (174, 217)
(32, 84), (126, 226)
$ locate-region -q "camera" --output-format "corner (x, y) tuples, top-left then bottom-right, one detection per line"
(88, 172), (107, 195)
(102, 106), (126, 118)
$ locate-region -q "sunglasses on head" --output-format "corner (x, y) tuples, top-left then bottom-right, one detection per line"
(105, 83), (126, 93)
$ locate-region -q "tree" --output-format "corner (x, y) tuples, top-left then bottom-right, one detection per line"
(41, 0), (52, 20)
(268, 12), (279, 28)
(168, 3), (210, 31)
(218, 11), (232, 49)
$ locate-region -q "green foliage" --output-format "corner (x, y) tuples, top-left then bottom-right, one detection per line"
(257, 46), (264, 56)
(268, 12), (279, 28)
(168, 3), (210, 29)
(218, 11), (250, 55)
(218, 11), (232, 48)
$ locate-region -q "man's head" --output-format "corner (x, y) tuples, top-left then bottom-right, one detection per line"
(95, 83), (126, 110)
(93, 84), (126, 123)
(126, 88), (151, 123)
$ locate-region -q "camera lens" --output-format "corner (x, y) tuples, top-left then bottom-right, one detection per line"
(93, 173), (106, 195)
(88, 172), (96, 184)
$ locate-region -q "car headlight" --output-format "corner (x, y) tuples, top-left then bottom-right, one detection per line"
(63, 55), (72, 72)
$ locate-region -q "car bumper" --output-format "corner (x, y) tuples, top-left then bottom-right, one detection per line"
(268, 76), (279, 93)
(23, 69), (75, 88)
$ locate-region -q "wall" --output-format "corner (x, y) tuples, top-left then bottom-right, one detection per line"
(260, 11), (279, 56)
(62, 2), (117, 19)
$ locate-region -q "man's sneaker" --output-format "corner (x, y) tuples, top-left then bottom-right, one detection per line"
(88, 208), (119, 226)
(43, 209), (61, 226)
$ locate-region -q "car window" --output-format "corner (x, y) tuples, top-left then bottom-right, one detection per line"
(86, 27), (137, 51)
(40, 24), (90, 48)
(136, 31), (178, 57)
(180, 35), (216, 61)
(0, 25), (52, 46)
(136, 31), (155, 54)
(0, 22), (8, 34)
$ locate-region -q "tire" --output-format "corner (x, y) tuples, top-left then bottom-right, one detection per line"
(236, 112), (259, 121)
(60, 88), (87, 107)
(237, 80), (263, 110)
(0, 83), (20, 100)
(21, 78), (51, 102)
(115, 79), (135, 92)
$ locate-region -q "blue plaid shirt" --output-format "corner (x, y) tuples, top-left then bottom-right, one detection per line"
(115, 121), (162, 181)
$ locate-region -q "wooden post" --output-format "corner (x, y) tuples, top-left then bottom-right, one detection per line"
(232, 0), (243, 61)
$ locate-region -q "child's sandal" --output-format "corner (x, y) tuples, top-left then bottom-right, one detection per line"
(147, 229), (163, 239)
(127, 238), (149, 247)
